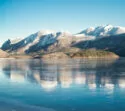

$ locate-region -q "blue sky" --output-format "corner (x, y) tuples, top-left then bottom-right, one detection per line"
(0, 0), (124, 43)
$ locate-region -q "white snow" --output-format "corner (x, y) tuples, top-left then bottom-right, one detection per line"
(10, 38), (24, 44)
(38, 30), (56, 36)
(80, 25), (125, 37)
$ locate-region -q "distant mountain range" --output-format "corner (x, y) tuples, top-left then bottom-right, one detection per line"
(1, 25), (125, 57)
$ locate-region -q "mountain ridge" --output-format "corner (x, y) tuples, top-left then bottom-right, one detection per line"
(1, 25), (125, 57)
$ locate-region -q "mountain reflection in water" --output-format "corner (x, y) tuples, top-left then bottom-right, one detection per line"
(1, 58), (125, 111)
(1, 58), (125, 92)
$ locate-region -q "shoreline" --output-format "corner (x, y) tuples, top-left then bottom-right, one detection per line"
(0, 56), (120, 59)
(0, 49), (120, 59)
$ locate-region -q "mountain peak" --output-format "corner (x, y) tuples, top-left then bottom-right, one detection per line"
(38, 30), (56, 35)
(79, 25), (125, 37)
(104, 24), (113, 29)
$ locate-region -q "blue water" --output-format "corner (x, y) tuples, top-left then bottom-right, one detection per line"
(0, 58), (125, 111)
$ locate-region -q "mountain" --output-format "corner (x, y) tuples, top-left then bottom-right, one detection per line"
(1, 25), (125, 56)
(1, 30), (94, 54)
(79, 24), (125, 37)
(73, 34), (125, 57)
(1, 30), (72, 53)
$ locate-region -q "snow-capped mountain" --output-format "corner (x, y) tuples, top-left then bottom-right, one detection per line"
(1, 30), (75, 53)
(1, 25), (125, 54)
(79, 25), (125, 37)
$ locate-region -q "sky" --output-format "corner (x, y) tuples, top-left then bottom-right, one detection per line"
(0, 0), (124, 43)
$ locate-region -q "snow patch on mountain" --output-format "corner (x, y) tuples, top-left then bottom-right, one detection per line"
(10, 38), (24, 44)
(79, 25), (125, 37)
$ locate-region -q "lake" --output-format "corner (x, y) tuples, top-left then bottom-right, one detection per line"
(0, 58), (125, 111)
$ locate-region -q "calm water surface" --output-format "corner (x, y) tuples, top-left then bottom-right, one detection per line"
(0, 58), (125, 111)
